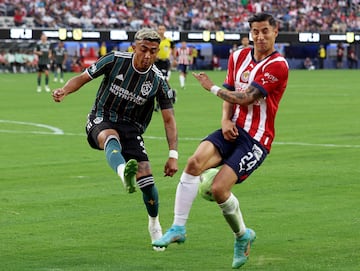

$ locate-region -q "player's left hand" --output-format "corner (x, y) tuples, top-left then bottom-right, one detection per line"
(222, 120), (239, 141)
(164, 158), (178, 177)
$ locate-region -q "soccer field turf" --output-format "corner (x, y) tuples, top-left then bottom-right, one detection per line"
(1, 69), (359, 270)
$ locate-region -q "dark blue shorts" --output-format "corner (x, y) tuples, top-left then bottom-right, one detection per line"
(178, 64), (188, 74)
(204, 127), (268, 183)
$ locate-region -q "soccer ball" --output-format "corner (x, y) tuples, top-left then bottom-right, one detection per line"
(199, 168), (219, 202)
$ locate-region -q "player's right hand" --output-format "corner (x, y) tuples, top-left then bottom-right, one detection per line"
(52, 88), (66, 102)
(192, 72), (214, 92)
(164, 158), (178, 177)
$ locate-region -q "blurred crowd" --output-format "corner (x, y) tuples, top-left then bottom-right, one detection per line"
(0, 46), (86, 73)
(0, 48), (38, 73)
(0, 0), (359, 32)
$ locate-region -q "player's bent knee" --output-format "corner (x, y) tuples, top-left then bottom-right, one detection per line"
(185, 156), (204, 176)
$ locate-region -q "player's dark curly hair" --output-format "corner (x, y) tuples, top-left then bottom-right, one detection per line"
(248, 13), (277, 28)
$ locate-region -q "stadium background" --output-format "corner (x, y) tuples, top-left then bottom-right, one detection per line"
(1, 2), (359, 270)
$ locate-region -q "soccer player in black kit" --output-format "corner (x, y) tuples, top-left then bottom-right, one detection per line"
(52, 28), (178, 251)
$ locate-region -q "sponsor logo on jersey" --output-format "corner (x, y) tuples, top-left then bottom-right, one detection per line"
(116, 74), (124, 81)
(109, 83), (147, 105)
(261, 72), (278, 85)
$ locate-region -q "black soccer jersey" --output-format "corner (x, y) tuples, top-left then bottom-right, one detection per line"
(35, 41), (51, 65)
(53, 46), (67, 64)
(86, 51), (173, 133)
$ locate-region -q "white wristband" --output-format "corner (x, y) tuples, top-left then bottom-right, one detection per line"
(210, 85), (221, 96)
(169, 150), (178, 159)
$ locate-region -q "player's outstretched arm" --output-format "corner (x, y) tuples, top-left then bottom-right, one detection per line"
(192, 72), (263, 106)
(52, 72), (91, 102)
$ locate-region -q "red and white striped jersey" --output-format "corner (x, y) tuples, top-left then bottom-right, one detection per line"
(223, 47), (289, 152)
(176, 46), (192, 65)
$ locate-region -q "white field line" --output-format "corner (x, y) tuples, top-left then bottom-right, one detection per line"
(1, 120), (359, 148)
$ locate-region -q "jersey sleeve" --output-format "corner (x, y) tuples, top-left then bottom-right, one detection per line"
(86, 52), (115, 79)
(251, 59), (288, 97)
(157, 79), (174, 110)
(223, 52), (236, 91)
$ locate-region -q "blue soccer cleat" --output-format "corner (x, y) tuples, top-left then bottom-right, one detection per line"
(232, 228), (256, 269)
(151, 225), (186, 248)
(123, 159), (137, 193)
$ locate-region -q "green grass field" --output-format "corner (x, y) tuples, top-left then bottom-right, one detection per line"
(1, 69), (359, 271)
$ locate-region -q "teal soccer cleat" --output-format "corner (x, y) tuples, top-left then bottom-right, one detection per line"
(232, 228), (256, 269)
(151, 225), (186, 248)
(123, 159), (138, 193)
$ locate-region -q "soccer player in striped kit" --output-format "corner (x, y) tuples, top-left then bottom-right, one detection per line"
(176, 41), (192, 89)
(52, 28), (178, 251)
(153, 13), (289, 268)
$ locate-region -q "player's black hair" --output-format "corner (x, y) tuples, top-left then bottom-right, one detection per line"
(248, 13), (277, 28)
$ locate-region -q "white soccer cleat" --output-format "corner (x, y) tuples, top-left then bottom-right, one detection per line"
(148, 216), (165, 252)
(45, 85), (50, 92)
(37, 86), (41, 92)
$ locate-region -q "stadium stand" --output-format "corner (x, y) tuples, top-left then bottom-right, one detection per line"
(0, 0), (359, 32)
(0, 0), (359, 71)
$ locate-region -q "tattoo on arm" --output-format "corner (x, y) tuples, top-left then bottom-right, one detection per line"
(218, 85), (264, 105)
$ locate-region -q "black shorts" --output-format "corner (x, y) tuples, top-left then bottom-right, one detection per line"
(155, 59), (170, 77)
(85, 115), (149, 162)
(54, 63), (64, 70)
(37, 64), (49, 72)
(204, 127), (268, 183)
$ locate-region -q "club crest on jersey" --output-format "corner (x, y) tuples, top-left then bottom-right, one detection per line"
(241, 71), (250, 82)
(141, 81), (152, 96)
